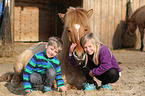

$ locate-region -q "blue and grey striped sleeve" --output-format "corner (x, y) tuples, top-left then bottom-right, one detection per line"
(23, 55), (37, 92)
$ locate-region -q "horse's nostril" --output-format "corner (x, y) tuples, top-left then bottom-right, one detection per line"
(73, 51), (85, 60)
(74, 51), (76, 55)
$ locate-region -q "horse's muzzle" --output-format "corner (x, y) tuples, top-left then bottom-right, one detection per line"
(73, 51), (86, 64)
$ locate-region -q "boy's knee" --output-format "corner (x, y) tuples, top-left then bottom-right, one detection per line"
(30, 73), (42, 83)
(46, 68), (57, 76)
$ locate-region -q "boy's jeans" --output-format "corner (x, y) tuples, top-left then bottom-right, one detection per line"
(29, 68), (57, 90)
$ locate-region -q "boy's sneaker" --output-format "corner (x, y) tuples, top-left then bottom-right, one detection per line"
(101, 83), (113, 90)
(25, 89), (36, 94)
(30, 89), (36, 92)
(83, 83), (96, 91)
(44, 86), (51, 92)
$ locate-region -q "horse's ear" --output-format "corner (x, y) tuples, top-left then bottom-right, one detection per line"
(87, 9), (93, 18)
(58, 13), (65, 22)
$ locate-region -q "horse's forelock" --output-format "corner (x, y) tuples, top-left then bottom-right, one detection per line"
(65, 8), (90, 27)
(64, 8), (91, 43)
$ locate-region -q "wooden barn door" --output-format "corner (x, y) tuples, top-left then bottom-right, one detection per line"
(14, 0), (82, 42)
(14, 7), (39, 41)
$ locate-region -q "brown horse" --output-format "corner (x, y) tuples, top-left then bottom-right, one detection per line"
(127, 5), (145, 51)
(7, 7), (93, 91)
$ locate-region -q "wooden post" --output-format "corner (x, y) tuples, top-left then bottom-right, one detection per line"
(10, 0), (14, 43)
(4, 0), (12, 44)
(0, 0), (5, 45)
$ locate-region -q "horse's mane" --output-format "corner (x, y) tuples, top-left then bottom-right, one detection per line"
(64, 7), (90, 27)
(129, 5), (145, 20)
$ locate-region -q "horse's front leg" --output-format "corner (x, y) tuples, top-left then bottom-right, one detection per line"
(11, 74), (23, 86)
(140, 30), (144, 51)
(138, 26), (144, 51)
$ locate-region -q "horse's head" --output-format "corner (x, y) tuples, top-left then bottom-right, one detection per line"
(58, 7), (93, 62)
(127, 17), (137, 35)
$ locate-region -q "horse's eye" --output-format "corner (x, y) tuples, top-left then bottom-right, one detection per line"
(67, 30), (71, 32)
(85, 29), (87, 31)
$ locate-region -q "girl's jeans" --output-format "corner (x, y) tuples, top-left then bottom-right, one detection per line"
(82, 67), (119, 85)
(29, 67), (57, 90)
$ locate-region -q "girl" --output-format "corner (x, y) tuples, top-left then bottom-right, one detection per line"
(68, 33), (121, 90)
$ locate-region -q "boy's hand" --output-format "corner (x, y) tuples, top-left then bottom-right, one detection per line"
(58, 86), (67, 91)
(69, 43), (77, 56)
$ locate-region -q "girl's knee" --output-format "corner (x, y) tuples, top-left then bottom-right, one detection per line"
(108, 68), (119, 76)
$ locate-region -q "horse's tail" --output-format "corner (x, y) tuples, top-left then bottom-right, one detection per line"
(0, 72), (14, 82)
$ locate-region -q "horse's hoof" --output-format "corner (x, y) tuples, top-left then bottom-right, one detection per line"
(7, 82), (25, 95)
(140, 48), (143, 51)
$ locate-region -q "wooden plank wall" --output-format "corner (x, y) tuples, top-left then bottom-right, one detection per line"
(83, 0), (145, 49)
(14, 7), (39, 41)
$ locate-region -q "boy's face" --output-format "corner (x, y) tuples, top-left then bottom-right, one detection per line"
(46, 45), (59, 58)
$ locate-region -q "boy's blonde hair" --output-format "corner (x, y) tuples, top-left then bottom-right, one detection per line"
(80, 33), (101, 65)
(47, 37), (63, 52)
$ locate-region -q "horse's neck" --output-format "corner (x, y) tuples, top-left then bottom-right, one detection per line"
(130, 13), (137, 27)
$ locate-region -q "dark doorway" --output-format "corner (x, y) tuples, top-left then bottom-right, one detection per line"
(15, 0), (82, 42)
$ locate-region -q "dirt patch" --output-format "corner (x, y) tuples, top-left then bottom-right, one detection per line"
(0, 43), (145, 96)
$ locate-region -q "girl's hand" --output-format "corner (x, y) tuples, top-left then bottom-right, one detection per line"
(119, 72), (121, 77)
(58, 86), (67, 91)
(89, 70), (94, 77)
(69, 43), (77, 56)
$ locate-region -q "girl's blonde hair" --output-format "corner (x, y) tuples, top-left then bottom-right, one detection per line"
(80, 33), (101, 65)
(47, 37), (63, 52)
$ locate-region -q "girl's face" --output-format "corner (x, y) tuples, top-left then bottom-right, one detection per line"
(83, 40), (95, 55)
(46, 45), (59, 58)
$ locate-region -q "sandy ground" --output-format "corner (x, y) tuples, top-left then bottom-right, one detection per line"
(0, 43), (145, 96)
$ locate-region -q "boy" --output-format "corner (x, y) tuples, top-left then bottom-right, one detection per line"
(23, 37), (67, 93)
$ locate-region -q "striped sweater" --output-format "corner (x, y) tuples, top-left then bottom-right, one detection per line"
(23, 50), (65, 92)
